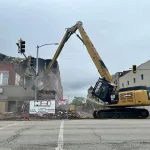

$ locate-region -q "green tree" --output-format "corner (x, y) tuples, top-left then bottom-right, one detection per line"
(71, 97), (85, 106)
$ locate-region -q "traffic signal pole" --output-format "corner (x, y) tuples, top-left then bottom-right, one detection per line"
(35, 46), (39, 101)
(34, 43), (58, 100)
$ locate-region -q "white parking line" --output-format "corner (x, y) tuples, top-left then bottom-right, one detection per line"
(55, 120), (64, 150)
(0, 121), (24, 130)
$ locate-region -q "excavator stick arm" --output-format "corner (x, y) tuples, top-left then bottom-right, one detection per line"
(76, 23), (112, 82)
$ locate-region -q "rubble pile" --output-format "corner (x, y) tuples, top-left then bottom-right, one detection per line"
(28, 110), (93, 120)
(0, 111), (93, 120)
(76, 111), (93, 119)
(0, 103), (94, 120)
(0, 112), (23, 121)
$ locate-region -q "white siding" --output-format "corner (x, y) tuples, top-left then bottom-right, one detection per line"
(119, 60), (150, 88)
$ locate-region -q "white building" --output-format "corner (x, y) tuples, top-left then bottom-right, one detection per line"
(119, 60), (150, 88)
(119, 60), (150, 112)
(112, 70), (130, 90)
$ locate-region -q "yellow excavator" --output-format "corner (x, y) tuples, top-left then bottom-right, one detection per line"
(46, 21), (150, 119)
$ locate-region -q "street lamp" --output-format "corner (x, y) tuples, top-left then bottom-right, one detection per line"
(35, 42), (59, 101)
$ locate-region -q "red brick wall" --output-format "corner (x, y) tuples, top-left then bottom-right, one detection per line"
(0, 62), (15, 85)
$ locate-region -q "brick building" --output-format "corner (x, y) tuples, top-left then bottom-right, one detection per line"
(0, 53), (63, 114)
(0, 62), (21, 86)
(0, 62), (22, 113)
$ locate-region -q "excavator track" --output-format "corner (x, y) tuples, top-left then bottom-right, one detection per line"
(93, 108), (149, 119)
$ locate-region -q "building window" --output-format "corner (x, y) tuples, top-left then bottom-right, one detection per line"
(122, 83), (124, 87)
(0, 72), (9, 85)
(133, 78), (136, 83)
(127, 81), (129, 85)
(141, 74), (144, 80)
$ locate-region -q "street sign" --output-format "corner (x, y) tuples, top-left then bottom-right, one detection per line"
(29, 100), (55, 114)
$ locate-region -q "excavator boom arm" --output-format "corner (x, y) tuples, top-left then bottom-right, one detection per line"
(46, 21), (112, 83)
(76, 22), (112, 82)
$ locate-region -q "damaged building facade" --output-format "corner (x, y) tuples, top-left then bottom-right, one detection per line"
(0, 53), (63, 114)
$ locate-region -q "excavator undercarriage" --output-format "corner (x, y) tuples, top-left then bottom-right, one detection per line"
(93, 107), (149, 119)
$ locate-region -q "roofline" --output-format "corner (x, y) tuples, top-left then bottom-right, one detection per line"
(119, 60), (150, 79)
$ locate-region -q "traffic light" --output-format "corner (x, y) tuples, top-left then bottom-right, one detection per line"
(28, 56), (34, 66)
(19, 38), (25, 53)
(30, 57), (34, 66)
(132, 65), (137, 73)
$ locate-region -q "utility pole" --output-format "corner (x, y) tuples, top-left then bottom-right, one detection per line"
(35, 46), (39, 101)
(35, 43), (58, 101)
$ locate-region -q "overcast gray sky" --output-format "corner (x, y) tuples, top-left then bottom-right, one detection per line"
(0, 0), (150, 98)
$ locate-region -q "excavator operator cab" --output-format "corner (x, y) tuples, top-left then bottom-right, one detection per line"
(92, 77), (117, 104)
